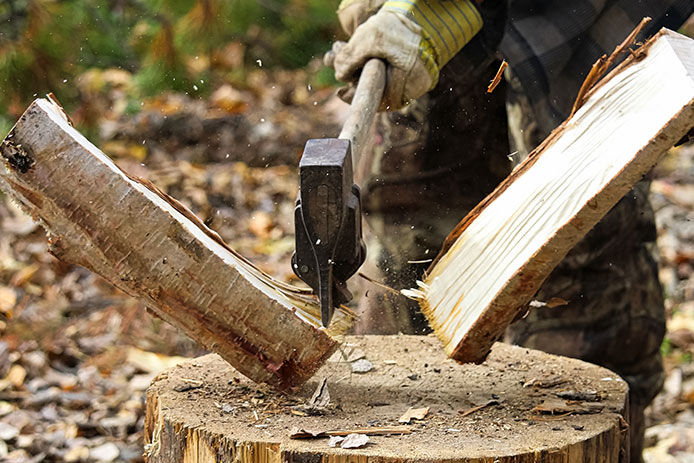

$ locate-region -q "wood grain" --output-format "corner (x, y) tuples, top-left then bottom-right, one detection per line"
(145, 336), (630, 462)
(414, 29), (694, 362)
(0, 99), (355, 390)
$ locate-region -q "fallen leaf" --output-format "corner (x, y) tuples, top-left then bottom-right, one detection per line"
(0, 422), (18, 440)
(210, 84), (249, 114)
(64, 445), (89, 462)
(126, 347), (187, 374)
(6, 365), (26, 388)
(0, 287), (16, 317)
(341, 433), (369, 449)
(248, 212), (274, 239)
(90, 442), (120, 462)
(398, 406), (429, 423)
(11, 263), (39, 287)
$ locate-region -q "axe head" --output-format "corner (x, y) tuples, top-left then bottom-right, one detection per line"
(292, 138), (366, 327)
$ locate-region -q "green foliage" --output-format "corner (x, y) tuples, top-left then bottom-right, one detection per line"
(661, 337), (673, 357)
(0, 0), (341, 125)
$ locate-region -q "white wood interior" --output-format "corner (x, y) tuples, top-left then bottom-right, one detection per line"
(421, 31), (694, 355)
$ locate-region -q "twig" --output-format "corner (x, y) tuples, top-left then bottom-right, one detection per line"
(459, 399), (499, 417)
(570, 17), (651, 117)
(487, 60), (508, 94)
(358, 272), (403, 297)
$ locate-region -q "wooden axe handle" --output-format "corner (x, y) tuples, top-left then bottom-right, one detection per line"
(339, 58), (386, 167)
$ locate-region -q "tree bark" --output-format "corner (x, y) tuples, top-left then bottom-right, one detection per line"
(409, 28), (694, 363)
(145, 335), (630, 462)
(0, 99), (354, 390)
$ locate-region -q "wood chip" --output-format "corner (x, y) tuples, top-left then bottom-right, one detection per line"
(459, 400), (499, 417)
(487, 60), (508, 93)
(173, 379), (203, 392)
(555, 390), (601, 402)
(398, 406), (429, 423)
(289, 426), (412, 439)
(289, 428), (327, 439)
(328, 436), (344, 447)
(351, 359), (374, 374)
(532, 398), (604, 415)
(340, 433), (370, 449)
(308, 378), (330, 408)
(522, 376), (567, 388)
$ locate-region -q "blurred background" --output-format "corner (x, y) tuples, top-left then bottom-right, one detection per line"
(0, 1), (693, 462)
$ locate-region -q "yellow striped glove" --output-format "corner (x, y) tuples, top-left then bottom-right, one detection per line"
(329, 0), (483, 109)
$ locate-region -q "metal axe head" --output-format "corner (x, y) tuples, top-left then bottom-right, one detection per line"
(292, 138), (366, 327)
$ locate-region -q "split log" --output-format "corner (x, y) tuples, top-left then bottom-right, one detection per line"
(144, 335), (630, 462)
(407, 28), (694, 363)
(0, 98), (355, 390)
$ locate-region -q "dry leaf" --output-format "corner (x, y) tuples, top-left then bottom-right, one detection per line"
(6, 365), (26, 388)
(210, 85), (249, 114)
(11, 263), (39, 287)
(398, 406), (429, 423)
(102, 141), (148, 162)
(126, 347), (188, 374)
(248, 212), (274, 239)
(0, 287), (16, 317)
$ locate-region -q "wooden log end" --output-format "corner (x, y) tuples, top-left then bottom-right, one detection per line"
(144, 336), (630, 463)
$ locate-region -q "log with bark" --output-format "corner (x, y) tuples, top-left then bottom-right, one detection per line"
(0, 98), (355, 390)
(144, 335), (630, 462)
(404, 28), (694, 363)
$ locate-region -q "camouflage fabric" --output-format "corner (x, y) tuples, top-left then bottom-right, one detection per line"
(356, 47), (670, 463)
(350, 3), (694, 461)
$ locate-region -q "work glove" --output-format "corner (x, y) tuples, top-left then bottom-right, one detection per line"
(337, 0), (386, 35)
(326, 0), (483, 110)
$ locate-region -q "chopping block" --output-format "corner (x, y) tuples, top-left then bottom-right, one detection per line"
(144, 335), (629, 462)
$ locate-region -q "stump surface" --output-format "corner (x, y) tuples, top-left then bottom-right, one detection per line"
(145, 336), (629, 462)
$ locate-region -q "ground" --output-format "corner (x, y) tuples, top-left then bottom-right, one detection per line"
(0, 70), (692, 462)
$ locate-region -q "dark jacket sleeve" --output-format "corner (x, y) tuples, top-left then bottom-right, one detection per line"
(440, 0), (509, 88)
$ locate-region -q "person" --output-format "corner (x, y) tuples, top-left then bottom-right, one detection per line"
(325, 1), (694, 461)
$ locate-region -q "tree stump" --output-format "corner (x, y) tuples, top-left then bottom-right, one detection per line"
(144, 336), (629, 462)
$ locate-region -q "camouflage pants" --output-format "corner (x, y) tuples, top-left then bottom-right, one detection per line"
(354, 61), (664, 462)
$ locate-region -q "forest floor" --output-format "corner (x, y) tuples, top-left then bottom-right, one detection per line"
(0, 69), (692, 462)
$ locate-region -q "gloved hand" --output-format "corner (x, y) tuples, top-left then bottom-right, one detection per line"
(337, 0), (385, 35)
(326, 0), (483, 110)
